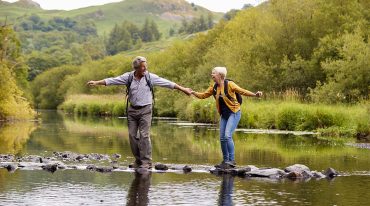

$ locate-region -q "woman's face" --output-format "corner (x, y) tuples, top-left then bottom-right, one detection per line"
(211, 70), (222, 83)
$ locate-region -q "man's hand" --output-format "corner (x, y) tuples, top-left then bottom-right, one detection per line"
(86, 81), (97, 86)
(87, 80), (105, 86)
(255, 91), (263, 97)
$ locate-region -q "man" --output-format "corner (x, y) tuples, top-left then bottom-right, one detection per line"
(87, 56), (191, 169)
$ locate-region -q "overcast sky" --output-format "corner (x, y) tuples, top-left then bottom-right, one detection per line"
(3, 0), (267, 12)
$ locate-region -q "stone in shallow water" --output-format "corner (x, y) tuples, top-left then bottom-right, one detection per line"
(95, 166), (113, 173)
(247, 168), (286, 178)
(312, 171), (326, 179)
(112, 154), (121, 159)
(301, 170), (314, 179)
(284, 164), (310, 173)
(155, 163), (168, 171)
(41, 163), (58, 173)
(285, 171), (303, 179)
(324, 168), (339, 178)
(5, 164), (17, 172)
(183, 165), (192, 173)
(86, 164), (97, 171)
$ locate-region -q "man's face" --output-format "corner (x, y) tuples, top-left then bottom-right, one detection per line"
(136, 61), (147, 75)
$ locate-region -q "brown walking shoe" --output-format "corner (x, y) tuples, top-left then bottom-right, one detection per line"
(129, 161), (141, 169)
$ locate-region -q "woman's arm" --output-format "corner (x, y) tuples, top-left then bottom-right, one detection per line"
(230, 82), (262, 97)
(191, 85), (214, 99)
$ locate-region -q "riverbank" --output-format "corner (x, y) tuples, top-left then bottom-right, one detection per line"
(59, 95), (370, 138)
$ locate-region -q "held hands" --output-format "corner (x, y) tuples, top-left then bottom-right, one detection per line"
(182, 87), (193, 96)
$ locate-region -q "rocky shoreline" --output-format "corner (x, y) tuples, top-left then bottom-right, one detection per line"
(0, 152), (339, 181)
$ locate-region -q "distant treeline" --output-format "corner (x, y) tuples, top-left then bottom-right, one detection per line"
(14, 14), (105, 80)
(106, 19), (161, 55)
(12, 14), (162, 80)
(176, 13), (214, 35)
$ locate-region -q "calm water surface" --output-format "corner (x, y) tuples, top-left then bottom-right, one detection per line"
(0, 111), (369, 205)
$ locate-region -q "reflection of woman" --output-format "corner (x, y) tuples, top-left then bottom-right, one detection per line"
(191, 67), (262, 169)
(126, 172), (151, 206)
(218, 174), (234, 206)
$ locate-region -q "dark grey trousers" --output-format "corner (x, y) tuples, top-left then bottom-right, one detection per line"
(127, 104), (152, 165)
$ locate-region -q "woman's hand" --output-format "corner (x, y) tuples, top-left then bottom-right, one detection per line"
(255, 91), (263, 97)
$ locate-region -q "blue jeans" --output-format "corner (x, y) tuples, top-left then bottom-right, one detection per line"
(219, 110), (241, 162)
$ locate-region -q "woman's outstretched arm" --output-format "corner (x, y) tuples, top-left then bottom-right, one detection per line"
(230, 82), (262, 97)
(191, 85), (214, 99)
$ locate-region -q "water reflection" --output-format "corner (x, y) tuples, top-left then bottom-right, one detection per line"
(218, 175), (234, 206)
(0, 122), (37, 154)
(127, 172), (151, 206)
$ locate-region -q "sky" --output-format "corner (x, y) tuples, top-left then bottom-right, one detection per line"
(3, 0), (267, 12)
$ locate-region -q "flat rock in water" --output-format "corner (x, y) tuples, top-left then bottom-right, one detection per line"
(243, 165), (259, 172)
(155, 163), (168, 171)
(95, 166), (113, 173)
(5, 164), (17, 172)
(112, 154), (121, 159)
(246, 168), (286, 178)
(284, 164), (310, 173)
(18, 162), (45, 168)
(0, 154), (15, 162)
(285, 171), (303, 179)
(301, 170), (314, 179)
(312, 171), (326, 179)
(324, 168), (339, 178)
(41, 163), (58, 173)
(183, 165), (192, 173)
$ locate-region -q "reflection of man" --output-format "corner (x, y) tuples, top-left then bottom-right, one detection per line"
(218, 175), (234, 206)
(126, 172), (151, 206)
(87, 56), (191, 169)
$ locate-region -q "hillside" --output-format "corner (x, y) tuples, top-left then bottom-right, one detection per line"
(0, 0), (223, 35)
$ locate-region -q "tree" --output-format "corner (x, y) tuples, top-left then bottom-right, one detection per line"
(0, 24), (34, 119)
(150, 20), (161, 40)
(141, 18), (153, 42)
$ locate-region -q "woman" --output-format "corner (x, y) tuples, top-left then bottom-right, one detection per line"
(191, 67), (262, 169)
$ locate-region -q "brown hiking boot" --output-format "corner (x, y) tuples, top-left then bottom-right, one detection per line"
(129, 161), (141, 169)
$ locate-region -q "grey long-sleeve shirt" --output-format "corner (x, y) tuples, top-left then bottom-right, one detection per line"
(104, 71), (176, 106)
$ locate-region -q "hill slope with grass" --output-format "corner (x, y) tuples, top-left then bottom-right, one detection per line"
(0, 0), (223, 35)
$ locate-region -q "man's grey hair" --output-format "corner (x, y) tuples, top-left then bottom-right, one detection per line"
(132, 56), (147, 69)
(212, 67), (227, 79)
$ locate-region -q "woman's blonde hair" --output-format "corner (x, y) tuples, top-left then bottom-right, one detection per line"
(212, 67), (227, 79)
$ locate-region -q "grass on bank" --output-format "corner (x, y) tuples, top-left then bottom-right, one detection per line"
(59, 94), (370, 138)
(59, 94), (126, 117)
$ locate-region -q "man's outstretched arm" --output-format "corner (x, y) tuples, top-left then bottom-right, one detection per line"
(86, 80), (106, 86)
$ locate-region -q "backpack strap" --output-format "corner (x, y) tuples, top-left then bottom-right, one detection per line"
(212, 83), (218, 98)
(144, 72), (154, 100)
(144, 72), (155, 125)
(224, 79), (237, 102)
(125, 72), (134, 118)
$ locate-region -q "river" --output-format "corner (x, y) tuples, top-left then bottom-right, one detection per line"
(0, 111), (369, 205)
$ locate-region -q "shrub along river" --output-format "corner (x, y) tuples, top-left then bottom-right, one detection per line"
(0, 111), (369, 205)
